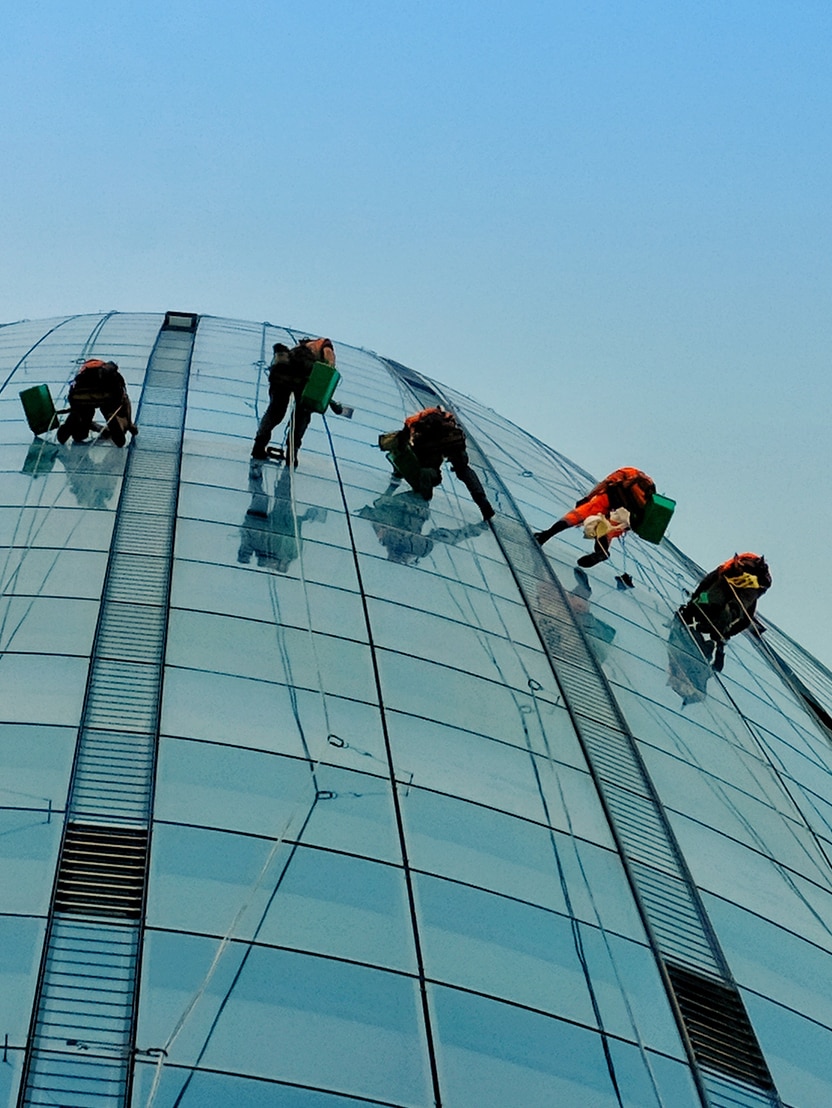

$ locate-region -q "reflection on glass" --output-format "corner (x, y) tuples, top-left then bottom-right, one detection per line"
(357, 481), (487, 566)
(56, 441), (124, 508)
(665, 612), (715, 706)
(239, 464), (327, 574)
(537, 567), (616, 663)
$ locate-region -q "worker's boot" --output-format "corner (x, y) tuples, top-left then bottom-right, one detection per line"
(534, 518), (569, 545)
(576, 536), (610, 568)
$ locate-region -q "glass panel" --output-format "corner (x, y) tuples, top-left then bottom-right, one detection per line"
(705, 893), (832, 1031)
(0, 1050), (22, 1108)
(378, 651), (559, 746)
(0, 595), (98, 656)
(401, 787), (570, 912)
(131, 1066), (400, 1108)
(166, 609), (377, 704)
(0, 916), (46, 1038)
(0, 810), (62, 915)
(0, 506), (115, 550)
(161, 667), (386, 768)
(357, 536), (520, 603)
(0, 547), (108, 600)
(171, 561), (366, 642)
(138, 933), (432, 1106)
(0, 653), (88, 726)
(606, 1040), (700, 1108)
(155, 741), (401, 864)
(148, 825), (416, 972)
(386, 711), (547, 824)
(431, 984), (621, 1107)
(637, 742), (831, 885)
(743, 991), (832, 1108)
(577, 924), (685, 1058)
(0, 724), (74, 813)
(669, 813), (832, 953)
(416, 874), (597, 1026)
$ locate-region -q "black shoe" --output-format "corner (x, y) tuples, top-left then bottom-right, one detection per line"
(577, 552), (606, 568)
(615, 573), (635, 589)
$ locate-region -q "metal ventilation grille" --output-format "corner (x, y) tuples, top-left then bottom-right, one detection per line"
(666, 963), (775, 1090)
(54, 824), (148, 920)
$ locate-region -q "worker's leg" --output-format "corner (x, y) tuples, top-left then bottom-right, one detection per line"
(536, 493), (610, 545)
(286, 402), (313, 465)
(577, 534), (612, 568)
(60, 403), (95, 444)
(100, 405), (128, 447)
(252, 386), (290, 459)
(450, 456), (494, 520)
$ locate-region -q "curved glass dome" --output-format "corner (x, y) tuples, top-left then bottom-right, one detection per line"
(1, 312), (832, 1108)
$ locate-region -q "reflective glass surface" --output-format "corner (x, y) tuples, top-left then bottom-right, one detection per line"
(4, 314), (832, 1108)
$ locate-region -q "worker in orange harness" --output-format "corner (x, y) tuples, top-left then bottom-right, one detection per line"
(677, 553), (771, 671)
(57, 360), (137, 447)
(534, 467), (655, 567)
(251, 337), (340, 464)
(384, 407), (494, 520)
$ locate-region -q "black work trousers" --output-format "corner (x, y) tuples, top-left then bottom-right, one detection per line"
(252, 383), (312, 461)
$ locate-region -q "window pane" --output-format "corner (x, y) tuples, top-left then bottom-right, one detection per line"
(431, 985), (621, 1107)
(0, 651), (88, 726)
(138, 933), (432, 1105)
(416, 874), (596, 1026)
(130, 1066), (399, 1108)
(155, 741), (401, 863)
(0, 916), (46, 1038)
(148, 825), (415, 972)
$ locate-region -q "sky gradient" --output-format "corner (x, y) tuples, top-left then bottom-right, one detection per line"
(2, 0), (830, 664)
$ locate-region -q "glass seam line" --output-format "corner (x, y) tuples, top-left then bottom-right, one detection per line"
(18, 318), (195, 1108)
(382, 360), (780, 1108)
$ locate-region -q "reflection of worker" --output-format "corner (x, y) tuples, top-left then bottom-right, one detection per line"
(357, 483), (487, 565)
(535, 467), (655, 568)
(57, 360), (137, 447)
(666, 614), (713, 705)
(677, 553), (771, 671)
(58, 442), (123, 509)
(382, 407), (494, 520)
(238, 465), (325, 572)
(537, 568), (617, 662)
(251, 338), (340, 464)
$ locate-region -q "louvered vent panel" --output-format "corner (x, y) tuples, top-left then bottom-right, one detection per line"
(96, 603), (165, 662)
(54, 824), (148, 919)
(104, 555), (168, 603)
(667, 964), (775, 1092)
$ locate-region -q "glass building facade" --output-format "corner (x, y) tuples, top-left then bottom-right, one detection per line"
(1, 311), (832, 1108)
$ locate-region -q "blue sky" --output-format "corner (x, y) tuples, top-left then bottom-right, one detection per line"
(2, 1), (831, 665)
